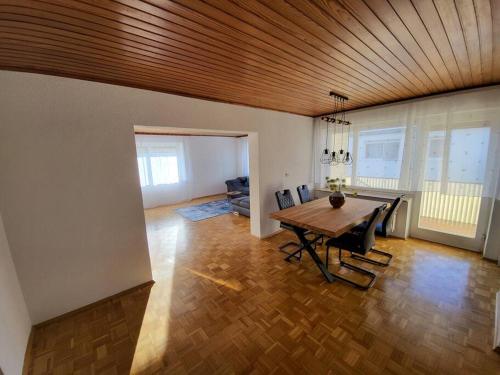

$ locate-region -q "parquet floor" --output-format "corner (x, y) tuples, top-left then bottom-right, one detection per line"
(27, 195), (500, 374)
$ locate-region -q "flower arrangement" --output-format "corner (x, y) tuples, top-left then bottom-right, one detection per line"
(325, 177), (346, 192)
(325, 177), (347, 208)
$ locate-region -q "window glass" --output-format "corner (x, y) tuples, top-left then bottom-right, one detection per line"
(365, 142), (383, 159)
(448, 127), (490, 184)
(356, 127), (405, 183)
(151, 156), (179, 185)
(135, 143), (183, 187)
(424, 131), (445, 181)
(383, 141), (400, 161)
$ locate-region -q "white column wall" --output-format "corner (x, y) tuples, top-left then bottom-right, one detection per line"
(0, 71), (313, 323)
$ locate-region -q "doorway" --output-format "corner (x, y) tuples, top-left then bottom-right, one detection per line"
(132, 126), (259, 236)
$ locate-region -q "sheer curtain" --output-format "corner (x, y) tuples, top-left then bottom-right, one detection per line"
(135, 134), (193, 208)
(237, 136), (249, 176)
(313, 87), (500, 241)
(314, 87), (500, 196)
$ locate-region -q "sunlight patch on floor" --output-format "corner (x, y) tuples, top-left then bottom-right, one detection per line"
(186, 267), (243, 291)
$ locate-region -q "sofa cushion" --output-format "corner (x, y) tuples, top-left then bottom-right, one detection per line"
(231, 196), (250, 209)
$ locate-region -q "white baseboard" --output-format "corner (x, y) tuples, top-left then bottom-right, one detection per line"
(495, 291), (500, 350)
(259, 228), (284, 239)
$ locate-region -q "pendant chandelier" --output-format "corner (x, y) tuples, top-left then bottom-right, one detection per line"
(320, 91), (353, 166)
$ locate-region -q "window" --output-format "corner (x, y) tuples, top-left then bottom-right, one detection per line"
(355, 127), (405, 188)
(424, 131), (445, 181)
(383, 141), (400, 161)
(448, 127), (490, 184)
(136, 144), (183, 187)
(150, 155), (179, 185)
(327, 126), (405, 190)
(428, 137), (444, 158)
(365, 141), (400, 161)
(365, 142), (383, 159)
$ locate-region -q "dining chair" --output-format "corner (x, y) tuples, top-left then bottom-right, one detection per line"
(275, 190), (303, 260)
(275, 189), (319, 261)
(324, 205), (386, 289)
(296, 185), (312, 204)
(351, 195), (404, 266)
(296, 185), (324, 245)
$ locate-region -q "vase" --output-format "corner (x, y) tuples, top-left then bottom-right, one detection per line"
(329, 191), (345, 208)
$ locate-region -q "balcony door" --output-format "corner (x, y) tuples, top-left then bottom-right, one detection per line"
(410, 125), (493, 251)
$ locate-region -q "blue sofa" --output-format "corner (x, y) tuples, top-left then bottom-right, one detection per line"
(225, 176), (249, 196)
(225, 177), (250, 217)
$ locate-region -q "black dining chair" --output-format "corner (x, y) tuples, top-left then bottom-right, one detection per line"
(350, 196), (404, 266)
(275, 189), (317, 261)
(296, 185), (324, 245)
(297, 185), (312, 204)
(275, 189), (302, 260)
(324, 205), (386, 289)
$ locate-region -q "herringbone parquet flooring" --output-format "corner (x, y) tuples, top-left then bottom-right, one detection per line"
(27, 195), (500, 374)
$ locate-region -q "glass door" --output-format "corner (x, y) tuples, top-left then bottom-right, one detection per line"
(411, 125), (492, 251)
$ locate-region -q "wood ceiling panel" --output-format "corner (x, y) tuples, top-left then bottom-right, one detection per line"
(0, 0), (498, 116)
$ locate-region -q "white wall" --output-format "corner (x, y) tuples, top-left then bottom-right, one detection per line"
(136, 134), (240, 209)
(484, 172), (500, 261)
(188, 136), (239, 199)
(0, 213), (32, 375)
(0, 71), (313, 323)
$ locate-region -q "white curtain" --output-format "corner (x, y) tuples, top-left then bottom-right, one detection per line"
(313, 87), (500, 240)
(135, 134), (193, 208)
(237, 136), (249, 176)
(313, 87), (500, 200)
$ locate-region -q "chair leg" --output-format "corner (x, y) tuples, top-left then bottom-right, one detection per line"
(279, 241), (302, 261)
(350, 248), (392, 267)
(325, 245), (330, 270)
(326, 248), (377, 290)
(304, 232), (320, 250)
(284, 246), (304, 262)
(279, 241), (299, 251)
(284, 233), (322, 262)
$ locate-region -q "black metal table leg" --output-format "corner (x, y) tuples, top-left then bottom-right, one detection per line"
(293, 228), (335, 283)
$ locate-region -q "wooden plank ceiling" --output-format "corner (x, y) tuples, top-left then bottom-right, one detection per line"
(0, 0), (499, 116)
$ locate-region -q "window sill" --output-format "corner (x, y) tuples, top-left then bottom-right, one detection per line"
(315, 186), (414, 200)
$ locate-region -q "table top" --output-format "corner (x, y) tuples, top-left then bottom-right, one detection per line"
(270, 197), (385, 238)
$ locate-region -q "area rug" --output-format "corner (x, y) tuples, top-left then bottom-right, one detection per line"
(175, 199), (232, 221)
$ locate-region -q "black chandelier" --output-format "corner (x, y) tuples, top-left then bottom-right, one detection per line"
(320, 91), (353, 165)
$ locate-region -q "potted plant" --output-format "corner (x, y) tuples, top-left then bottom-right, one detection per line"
(325, 177), (346, 208)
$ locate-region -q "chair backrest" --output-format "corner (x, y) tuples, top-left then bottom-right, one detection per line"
(380, 196), (404, 236)
(362, 205), (387, 252)
(275, 189), (295, 210)
(296, 185), (312, 204)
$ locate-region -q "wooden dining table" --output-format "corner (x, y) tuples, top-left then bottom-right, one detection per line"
(270, 197), (385, 283)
